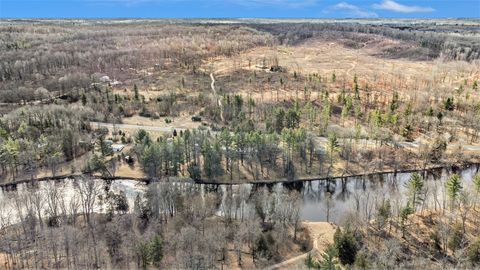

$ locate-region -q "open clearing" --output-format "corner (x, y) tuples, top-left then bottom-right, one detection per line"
(208, 38), (479, 95)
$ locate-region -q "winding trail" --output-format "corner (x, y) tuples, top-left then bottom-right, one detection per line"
(210, 72), (225, 123)
(266, 222), (337, 270)
(90, 121), (186, 132)
(346, 61), (357, 78)
(343, 41), (368, 79)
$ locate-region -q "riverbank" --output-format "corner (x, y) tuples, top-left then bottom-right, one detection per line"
(0, 174), (192, 190)
(1, 162), (478, 190)
(195, 162), (478, 185)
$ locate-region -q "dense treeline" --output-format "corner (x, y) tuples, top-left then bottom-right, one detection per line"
(194, 68), (479, 181)
(0, 22), (274, 102)
(0, 105), (94, 180)
(129, 127), (309, 182)
(0, 178), (307, 269)
(2, 20), (478, 104)
(2, 66), (478, 182)
(251, 22), (480, 61)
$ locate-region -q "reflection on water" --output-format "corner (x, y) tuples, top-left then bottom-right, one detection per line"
(297, 165), (478, 223)
(1, 165), (478, 225)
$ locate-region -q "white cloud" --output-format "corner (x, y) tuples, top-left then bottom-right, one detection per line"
(328, 2), (378, 18)
(372, 0), (434, 13)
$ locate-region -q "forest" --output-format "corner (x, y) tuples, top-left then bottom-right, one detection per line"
(0, 18), (479, 269)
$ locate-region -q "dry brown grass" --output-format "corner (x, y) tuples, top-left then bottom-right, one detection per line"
(0, 253), (8, 269)
(207, 38), (479, 97)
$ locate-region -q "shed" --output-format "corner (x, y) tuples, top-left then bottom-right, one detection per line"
(111, 144), (125, 152)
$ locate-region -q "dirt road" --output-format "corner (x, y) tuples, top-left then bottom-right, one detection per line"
(210, 72), (225, 123)
(90, 121), (187, 132)
(266, 222), (337, 270)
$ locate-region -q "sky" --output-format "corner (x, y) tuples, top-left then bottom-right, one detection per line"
(0, 0), (479, 18)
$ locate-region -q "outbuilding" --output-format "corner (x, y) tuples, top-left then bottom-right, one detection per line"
(111, 144), (125, 152)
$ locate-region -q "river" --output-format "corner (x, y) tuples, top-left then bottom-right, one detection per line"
(0, 165), (478, 225)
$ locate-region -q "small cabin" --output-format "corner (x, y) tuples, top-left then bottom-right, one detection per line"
(111, 144), (125, 152)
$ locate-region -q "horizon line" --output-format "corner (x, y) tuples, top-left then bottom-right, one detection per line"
(1, 17), (478, 20)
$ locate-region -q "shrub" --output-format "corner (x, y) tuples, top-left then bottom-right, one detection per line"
(354, 250), (370, 270)
(333, 228), (358, 265)
(468, 238), (480, 265)
(447, 224), (465, 252)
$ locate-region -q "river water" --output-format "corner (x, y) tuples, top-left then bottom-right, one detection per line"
(1, 165), (478, 225)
